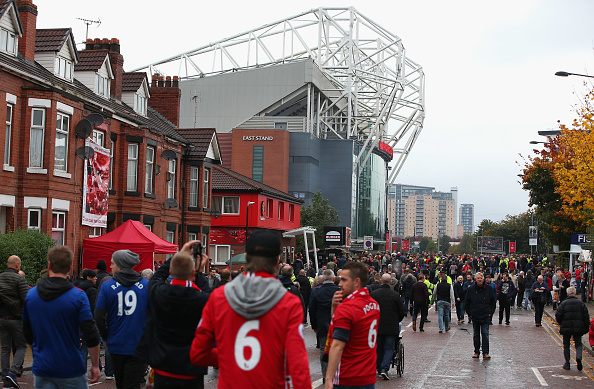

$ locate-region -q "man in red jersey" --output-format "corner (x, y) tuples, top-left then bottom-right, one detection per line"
(190, 229), (311, 389)
(325, 261), (380, 389)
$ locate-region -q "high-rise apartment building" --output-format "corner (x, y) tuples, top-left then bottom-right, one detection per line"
(388, 184), (456, 239)
(459, 204), (475, 235)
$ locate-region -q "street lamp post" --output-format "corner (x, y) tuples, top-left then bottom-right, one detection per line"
(245, 201), (255, 249)
(555, 71), (594, 79)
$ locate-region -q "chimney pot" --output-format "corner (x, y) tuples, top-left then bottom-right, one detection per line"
(172, 76), (179, 88)
(158, 76), (164, 87)
(151, 74), (158, 87)
(165, 76), (172, 87)
(109, 38), (120, 53)
(85, 38), (94, 50)
(100, 38), (110, 50)
(93, 38), (101, 50)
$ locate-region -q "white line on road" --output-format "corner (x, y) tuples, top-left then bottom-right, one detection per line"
(407, 321), (412, 327)
(531, 367), (549, 386)
(312, 378), (324, 388)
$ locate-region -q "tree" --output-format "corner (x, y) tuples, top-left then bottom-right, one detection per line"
(439, 235), (451, 254)
(458, 233), (474, 254)
(299, 190), (341, 251)
(425, 240), (438, 253)
(0, 229), (55, 285)
(419, 237), (431, 252)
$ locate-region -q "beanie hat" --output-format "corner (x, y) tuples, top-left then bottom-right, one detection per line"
(245, 229), (281, 257)
(112, 249), (140, 270)
(96, 259), (107, 271)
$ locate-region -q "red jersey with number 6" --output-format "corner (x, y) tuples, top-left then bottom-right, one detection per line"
(331, 289), (380, 386)
(190, 273), (311, 389)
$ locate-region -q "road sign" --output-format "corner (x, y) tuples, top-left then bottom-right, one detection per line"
(364, 236), (373, 250)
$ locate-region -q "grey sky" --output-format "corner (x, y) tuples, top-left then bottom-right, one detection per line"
(37, 0), (594, 229)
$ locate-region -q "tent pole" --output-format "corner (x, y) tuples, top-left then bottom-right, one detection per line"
(304, 230), (310, 270)
(312, 230), (318, 274)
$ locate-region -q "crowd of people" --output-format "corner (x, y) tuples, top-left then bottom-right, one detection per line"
(0, 239), (593, 388)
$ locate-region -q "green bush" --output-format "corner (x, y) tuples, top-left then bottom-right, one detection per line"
(0, 229), (55, 286)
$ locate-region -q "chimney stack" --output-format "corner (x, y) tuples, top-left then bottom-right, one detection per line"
(107, 38), (124, 100)
(16, 0), (37, 62)
(149, 74), (181, 127)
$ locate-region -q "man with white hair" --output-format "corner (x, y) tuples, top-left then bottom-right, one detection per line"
(555, 287), (589, 371)
(530, 275), (550, 327)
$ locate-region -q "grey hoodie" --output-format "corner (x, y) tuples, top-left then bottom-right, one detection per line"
(224, 274), (287, 319)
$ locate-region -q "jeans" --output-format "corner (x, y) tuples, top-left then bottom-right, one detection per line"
(455, 300), (465, 320)
(318, 332), (329, 380)
(534, 303), (545, 325)
(524, 290), (534, 309)
(517, 289), (524, 307)
(412, 302), (428, 330)
(153, 371), (204, 389)
(472, 319), (490, 355)
(436, 301), (451, 331)
(563, 333), (583, 362)
(576, 279), (581, 293)
(498, 299), (510, 323)
(34, 374), (88, 389)
(110, 353), (147, 389)
(0, 318), (27, 377)
(376, 335), (397, 373)
(403, 296), (411, 315)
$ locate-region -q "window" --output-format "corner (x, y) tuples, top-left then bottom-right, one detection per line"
(52, 212), (66, 246)
(5, 103), (12, 165)
(55, 113), (69, 172)
(252, 146), (263, 182)
(266, 199), (273, 218)
(92, 130), (104, 147)
(188, 232), (197, 242)
(274, 122), (287, 130)
(28, 209), (41, 230)
(211, 196), (239, 214)
(144, 224), (152, 232)
(109, 140), (115, 190)
(135, 94), (147, 116)
(167, 159), (176, 198)
(127, 143), (138, 191)
(189, 166), (199, 207)
(0, 28), (17, 55)
(209, 245), (230, 265)
(145, 146), (154, 194)
(289, 204), (294, 222)
(166, 231), (174, 260)
(89, 227), (102, 237)
(202, 233), (208, 249)
(54, 57), (72, 80)
(278, 202), (284, 220)
(95, 74), (110, 98)
(203, 168), (210, 208)
(29, 108), (45, 168)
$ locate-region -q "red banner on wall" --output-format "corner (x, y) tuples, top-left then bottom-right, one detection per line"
(509, 241), (516, 254)
(401, 239), (409, 251)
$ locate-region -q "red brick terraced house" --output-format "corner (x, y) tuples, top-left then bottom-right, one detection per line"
(0, 0), (220, 269)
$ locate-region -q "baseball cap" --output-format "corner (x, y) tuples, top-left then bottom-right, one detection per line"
(246, 229), (281, 257)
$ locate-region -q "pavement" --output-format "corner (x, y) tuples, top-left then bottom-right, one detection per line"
(543, 296), (594, 357)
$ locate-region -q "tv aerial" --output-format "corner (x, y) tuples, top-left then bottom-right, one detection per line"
(77, 17), (101, 42)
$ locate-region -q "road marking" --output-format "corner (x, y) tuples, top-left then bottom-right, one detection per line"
(531, 367), (549, 386)
(551, 374), (588, 381)
(312, 378), (323, 388)
(407, 322), (412, 327)
(431, 374), (471, 379)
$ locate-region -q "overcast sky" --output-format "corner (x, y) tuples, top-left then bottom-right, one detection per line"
(37, 0), (594, 232)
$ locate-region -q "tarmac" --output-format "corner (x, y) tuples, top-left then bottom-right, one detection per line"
(543, 295), (594, 357)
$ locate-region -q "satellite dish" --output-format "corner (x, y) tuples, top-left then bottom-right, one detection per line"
(75, 146), (95, 160)
(86, 113), (104, 127)
(161, 149), (177, 160)
(163, 198), (178, 208)
(75, 119), (93, 139)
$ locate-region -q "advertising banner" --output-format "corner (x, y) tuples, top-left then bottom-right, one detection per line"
(529, 226), (538, 246)
(477, 236), (504, 252)
(401, 239), (410, 251)
(509, 241), (516, 254)
(324, 227), (352, 246)
(385, 232), (390, 252)
(82, 138), (110, 228)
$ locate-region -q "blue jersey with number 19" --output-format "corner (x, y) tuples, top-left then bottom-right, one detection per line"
(96, 277), (149, 355)
(331, 288), (380, 386)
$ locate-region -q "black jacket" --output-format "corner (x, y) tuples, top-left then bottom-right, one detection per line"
(367, 281), (381, 293)
(401, 274), (416, 298)
(135, 260), (211, 376)
(464, 283), (496, 321)
(295, 275), (312, 299)
(309, 281), (340, 337)
(555, 296), (589, 335)
(453, 281), (465, 302)
(371, 284), (404, 336)
(75, 279), (98, 312)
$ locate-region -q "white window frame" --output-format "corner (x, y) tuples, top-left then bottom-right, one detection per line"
(202, 233), (208, 248)
(278, 201), (284, 220)
(127, 143), (138, 191)
(217, 196), (239, 215)
(203, 168), (210, 208)
(54, 57), (72, 80)
(289, 204), (294, 222)
(209, 244), (231, 265)
(89, 227), (102, 237)
(52, 211), (66, 246)
(95, 74), (110, 98)
(188, 232), (197, 242)
(0, 28), (17, 56)
(55, 113), (69, 172)
(266, 199), (273, 218)
(5, 103), (12, 166)
(144, 224), (152, 232)
(145, 146), (155, 194)
(29, 108), (46, 168)
(27, 208), (41, 230)
(189, 166), (199, 207)
(135, 94), (147, 116)
(92, 129), (105, 147)
(167, 159), (176, 199)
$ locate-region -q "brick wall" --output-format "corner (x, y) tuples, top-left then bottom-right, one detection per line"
(149, 75), (181, 127)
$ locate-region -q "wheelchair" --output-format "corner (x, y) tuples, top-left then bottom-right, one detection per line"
(390, 325), (404, 377)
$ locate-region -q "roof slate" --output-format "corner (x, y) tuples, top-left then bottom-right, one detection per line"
(74, 50), (108, 72)
(0, 49), (186, 143)
(122, 72), (146, 92)
(35, 28), (79, 62)
(212, 165), (301, 203)
(176, 129), (216, 158)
